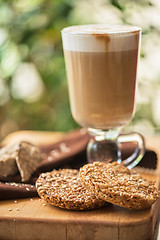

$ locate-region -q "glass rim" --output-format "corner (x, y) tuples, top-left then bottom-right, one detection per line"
(61, 24), (142, 36)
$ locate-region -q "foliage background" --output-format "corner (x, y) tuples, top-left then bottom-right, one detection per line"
(0, 0), (160, 140)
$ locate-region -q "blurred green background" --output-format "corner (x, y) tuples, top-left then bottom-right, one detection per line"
(0, 0), (160, 140)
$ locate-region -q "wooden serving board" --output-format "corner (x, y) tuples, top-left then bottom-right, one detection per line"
(0, 133), (160, 240)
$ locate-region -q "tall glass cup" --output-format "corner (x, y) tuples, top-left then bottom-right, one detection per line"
(61, 25), (145, 169)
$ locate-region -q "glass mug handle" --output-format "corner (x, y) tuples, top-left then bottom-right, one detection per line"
(87, 130), (145, 169)
(118, 132), (145, 169)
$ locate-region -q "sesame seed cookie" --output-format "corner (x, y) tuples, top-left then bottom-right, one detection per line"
(36, 169), (106, 210)
(79, 162), (160, 210)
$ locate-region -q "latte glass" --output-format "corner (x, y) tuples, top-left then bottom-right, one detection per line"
(61, 25), (145, 168)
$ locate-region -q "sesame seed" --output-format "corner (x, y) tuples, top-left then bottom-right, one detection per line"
(51, 150), (59, 157)
(47, 156), (53, 161)
(59, 143), (70, 153)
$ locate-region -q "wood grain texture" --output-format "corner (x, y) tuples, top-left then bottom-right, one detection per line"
(0, 132), (160, 240)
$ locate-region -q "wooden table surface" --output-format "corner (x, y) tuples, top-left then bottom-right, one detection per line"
(0, 132), (160, 240)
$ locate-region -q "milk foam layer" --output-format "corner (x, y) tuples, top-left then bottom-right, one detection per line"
(62, 25), (141, 52)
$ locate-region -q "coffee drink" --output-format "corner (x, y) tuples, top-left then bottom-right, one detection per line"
(62, 25), (140, 129)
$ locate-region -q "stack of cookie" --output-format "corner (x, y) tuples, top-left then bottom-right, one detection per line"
(36, 162), (160, 210)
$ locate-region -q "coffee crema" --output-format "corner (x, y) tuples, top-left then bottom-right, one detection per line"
(62, 25), (140, 129)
